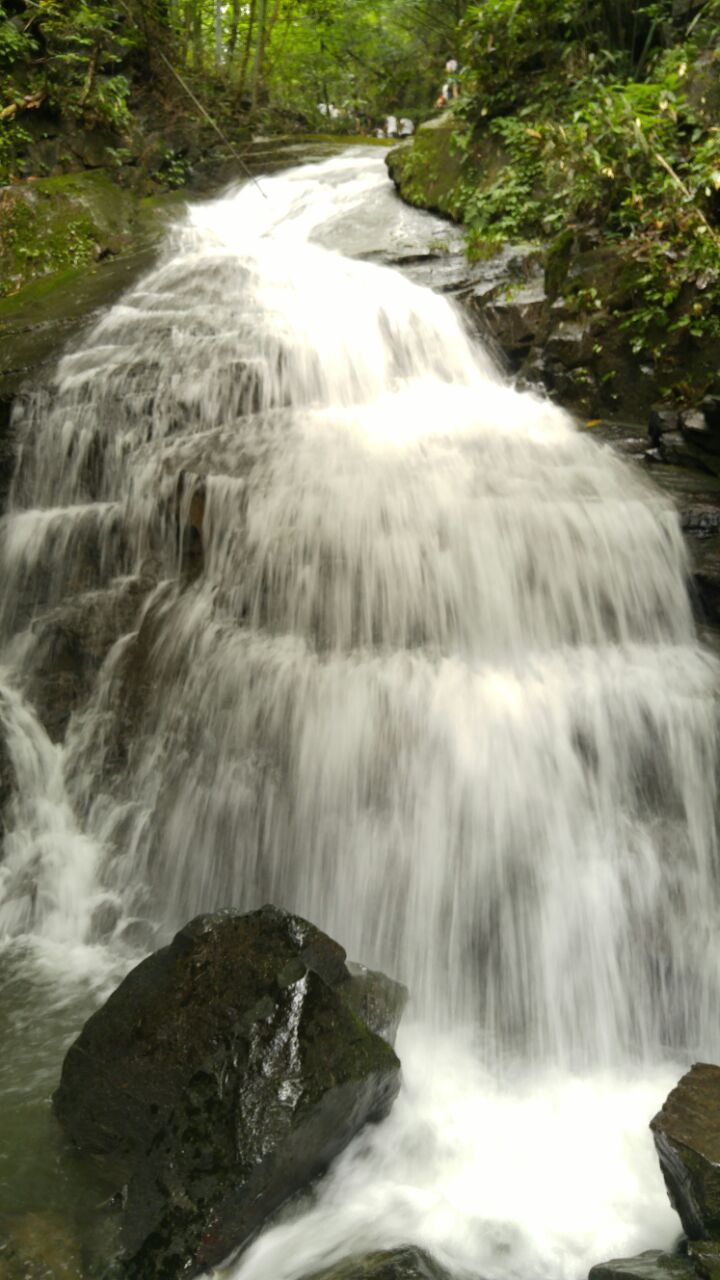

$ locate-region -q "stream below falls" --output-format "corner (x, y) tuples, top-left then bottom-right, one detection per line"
(1, 148), (719, 1279)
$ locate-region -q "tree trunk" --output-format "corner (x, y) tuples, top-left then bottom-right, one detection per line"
(214, 0), (223, 66)
(192, 0), (203, 69)
(228, 0), (240, 59)
(251, 0), (268, 109)
(235, 0), (257, 102)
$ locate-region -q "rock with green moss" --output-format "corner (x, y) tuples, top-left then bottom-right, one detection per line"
(53, 905), (403, 1278)
(688, 1241), (720, 1280)
(301, 1246), (454, 1280)
(386, 115), (467, 220)
(0, 171), (141, 298)
(651, 1063), (720, 1239)
(589, 1251), (695, 1280)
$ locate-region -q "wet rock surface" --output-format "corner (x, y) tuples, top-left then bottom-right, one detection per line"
(26, 577), (148, 744)
(0, 713), (17, 846)
(377, 228), (720, 626)
(342, 962), (408, 1047)
(688, 1241), (720, 1280)
(53, 905), (403, 1277)
(651, 1063), (720, 1239)
(589, 1252), (696, 1280)
(301, 1247), (455, 1280)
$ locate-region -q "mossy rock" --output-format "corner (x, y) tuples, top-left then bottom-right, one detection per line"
(689, 1241), (720, 1280)
(544, 229), (575, 303)
(0, 171), (176, 301)
(386, 115), (467, 220)
(0, 189), (183, 403)
(386, 113), (510, 225)
(589, 1252), (695, 1280)
(301, 1246), (455, 1280)
(54, 906), (403, 1278)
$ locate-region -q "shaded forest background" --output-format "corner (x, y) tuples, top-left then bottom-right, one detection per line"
(1, 0), (720, 377)
(0, 0), (466, 184)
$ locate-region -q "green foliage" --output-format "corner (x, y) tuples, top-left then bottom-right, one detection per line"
(0, 0), (468, 184)
(456, 0), (720, 360)
(0, 0), (144, 182)
(461, 0), (678, 111)
(459, 116), (543, 243)
(31, 0), (137, 125)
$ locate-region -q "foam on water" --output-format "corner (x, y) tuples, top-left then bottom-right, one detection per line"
(231, 1030), (679, 1280)
(0, 149), (716, 1274)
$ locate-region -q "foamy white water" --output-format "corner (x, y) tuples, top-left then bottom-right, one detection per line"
(0, 149), (716, 1275)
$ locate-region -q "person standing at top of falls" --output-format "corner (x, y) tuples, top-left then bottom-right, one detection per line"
(385, 115), (399, 138)
(445, 56), (460, 100)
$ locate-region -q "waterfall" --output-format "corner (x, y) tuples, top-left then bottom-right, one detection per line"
(1, 149), (718, 1278)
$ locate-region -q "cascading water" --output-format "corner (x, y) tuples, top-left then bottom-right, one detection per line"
(1, 149), (719, 1278)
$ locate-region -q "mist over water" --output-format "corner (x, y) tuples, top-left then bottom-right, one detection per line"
(1, 150), (718, 1275)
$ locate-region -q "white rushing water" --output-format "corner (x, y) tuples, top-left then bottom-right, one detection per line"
(1, 149), (718, 1276)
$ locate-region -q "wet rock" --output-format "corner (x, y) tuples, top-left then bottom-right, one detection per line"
(544, 317), (595, 367)
(650, 1063), (720, 1238)
(0, 717), (16, 846)
(301, 1247), (454, 1280)
(0, 1210), (82, 1280)
(655, 431), (718, 476)
(679, 506), (720, 539)
(678, 401), (720, 457)
(89, 897), (123, 942)
(385, 115), (468, 220)
(649, 405), (680, 445)
(480, 276), (549, 362)
(589, 1251), (695, 1280)
(0, 246), (160, 403)
(342, 962), (408, 1047)
(27, 577), (147, 743)
(176, 471), (206, 578)
(680, 409), (714, 449)
(0, 391), (15, 515)
(544, 228), (575, 303)
(53, 905), (403, 1278)
(689, 538), (720, 624)
(68, 129), (118, 170)
(698, 397), (720, 431)
(688, 1241), (720, 1280)
(116, 916), (159, 952)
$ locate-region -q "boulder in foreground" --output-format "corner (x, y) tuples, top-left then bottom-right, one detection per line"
(53, 905), (404, 1278)
(650, 1063), (720, 1239)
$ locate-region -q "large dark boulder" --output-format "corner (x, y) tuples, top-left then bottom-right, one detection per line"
(302, 1247), (455, 1280)
(650, 1063), (720, 1239)
(53, 906), (403, 1278)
